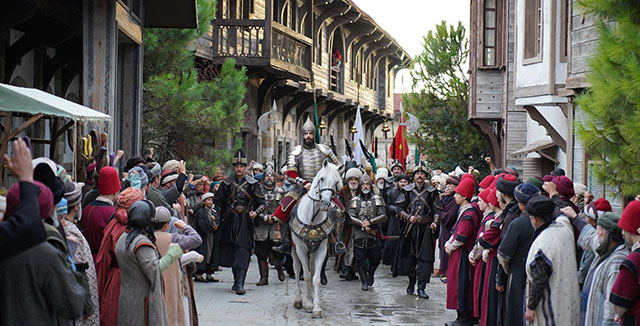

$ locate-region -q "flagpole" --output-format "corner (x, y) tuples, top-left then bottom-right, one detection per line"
(400, 101), (406, 170)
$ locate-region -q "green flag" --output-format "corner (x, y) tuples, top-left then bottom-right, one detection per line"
(313, 97), (321, 143)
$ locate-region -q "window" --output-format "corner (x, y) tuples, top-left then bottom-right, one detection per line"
(524, 0), (543, 61)
(483, 0), (497, 66)
(559, 0), (568, 62)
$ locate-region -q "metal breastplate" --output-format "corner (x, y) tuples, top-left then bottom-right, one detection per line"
(298, 147), (325, 181)
(358, 198), (376, 220)
(263, 187), (284, 215)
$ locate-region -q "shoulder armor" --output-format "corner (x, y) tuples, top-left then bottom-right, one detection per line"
(403, 183), (415, 191)
(349, 197), (359, 209)
(425, 184), (436, 192)
(275, 186), (286, 194)
(245, 175), (258, 184)
(222, 176), (234, 185)
(372, 194), (385, 207)
(317, 143), (331, 155)
(290, 145), (302, 156)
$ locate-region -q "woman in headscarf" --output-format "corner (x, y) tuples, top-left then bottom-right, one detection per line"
(115, 200), (182, 326)
(95, 187), (143, 326)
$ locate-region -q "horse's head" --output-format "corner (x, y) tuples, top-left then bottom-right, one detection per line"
(310, 159), (343, 211)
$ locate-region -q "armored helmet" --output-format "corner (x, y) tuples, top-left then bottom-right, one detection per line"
(301, 116), (316, 135)
(232, 148), (247, 166)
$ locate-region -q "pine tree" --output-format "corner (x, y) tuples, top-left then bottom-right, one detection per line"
(405, 21), (489, 173)
(575, 0), (640, 197)
(142, 0), (248, 174)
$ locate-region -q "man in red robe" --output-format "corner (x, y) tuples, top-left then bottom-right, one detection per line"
(610, 200), (640, 325)
(444, 177), (478, 326)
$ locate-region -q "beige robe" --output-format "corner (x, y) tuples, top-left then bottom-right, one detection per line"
(155, 231), (187, 326)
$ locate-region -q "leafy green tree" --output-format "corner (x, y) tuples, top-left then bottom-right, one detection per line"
(575, 0), (640, 197)
(142, 0), (248, 174)
(405, 21), (489, 174)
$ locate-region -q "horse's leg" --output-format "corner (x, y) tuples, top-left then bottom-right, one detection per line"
(294, 240), (313, 310)
(291, 238), (303, 310)
(311, 240), (328, 318)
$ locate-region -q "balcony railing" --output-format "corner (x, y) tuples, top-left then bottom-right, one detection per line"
(211, 19), (312, 80)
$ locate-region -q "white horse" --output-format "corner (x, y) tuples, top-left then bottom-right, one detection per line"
(289, 160), (343, 318)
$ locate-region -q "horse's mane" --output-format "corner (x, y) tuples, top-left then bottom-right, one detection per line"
(310, 162), (343, 190)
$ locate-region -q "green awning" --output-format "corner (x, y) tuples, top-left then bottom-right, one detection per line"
(0, 83), (111, 121)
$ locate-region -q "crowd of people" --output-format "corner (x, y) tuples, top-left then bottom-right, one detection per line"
(2, 116), (640, 326)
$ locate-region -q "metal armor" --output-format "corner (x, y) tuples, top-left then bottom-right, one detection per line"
(286, 144), (342, 183)
(347, 194), (387, 245)
(255, 184), (285, 241)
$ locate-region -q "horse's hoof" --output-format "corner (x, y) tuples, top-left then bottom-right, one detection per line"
(312, 311), (322, 318)
(293, 301), (303, 309)
(305, 305), (313, 313)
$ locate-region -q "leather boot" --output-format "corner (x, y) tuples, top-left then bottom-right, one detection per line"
(341, 266), (358, 281)
(272, 225), (291, 254)
(274, 259), (286, 282)
(235, 269), (247, 295)
(417, 282), (429, 299)
(406, 276), (416, 295)
(358, 267), (369, 291)
(368, 266), (377, 287)
(231, 268), (238, 291)
(256, 260), (269, 286)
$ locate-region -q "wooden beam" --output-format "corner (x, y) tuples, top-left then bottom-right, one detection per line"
(525, 105), (567, 151)
(116, 1), (143, 44)
(344, 24), (376, 56)
(471, 119), (503, 168)
(0, 112), (13, 171)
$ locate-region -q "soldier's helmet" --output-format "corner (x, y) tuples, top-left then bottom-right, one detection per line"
(301, 117), (316, 136)
(264, 163), (275, 176)
(232, 149), (247, 166)
(390, 160), (404, 171)
(360, 173), (372, 185)
(413, 163), (428, 175)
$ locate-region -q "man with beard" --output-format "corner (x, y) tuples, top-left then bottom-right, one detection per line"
(254, 164), (286, 286)
(272, 117), (343, 254)
(392, 164), (439, 299)
(347, 174), (387, 291)
(337, 167), (362, 281)
(214, 149), (265, 295)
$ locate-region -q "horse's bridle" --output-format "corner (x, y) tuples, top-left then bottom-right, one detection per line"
(306, 183), (338, 223)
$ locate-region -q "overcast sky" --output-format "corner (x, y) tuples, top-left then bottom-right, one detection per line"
(352, 0), (470, 92)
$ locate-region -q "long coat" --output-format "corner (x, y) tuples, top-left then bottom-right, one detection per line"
(497, 213), (534, 326)
(214, 174), (265, 267)
(115, 234), (169, 326)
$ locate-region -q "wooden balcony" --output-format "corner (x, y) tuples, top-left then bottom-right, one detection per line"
(210, 19), (312, 81)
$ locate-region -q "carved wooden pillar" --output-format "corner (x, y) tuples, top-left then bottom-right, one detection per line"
(83, 0), (116, 148)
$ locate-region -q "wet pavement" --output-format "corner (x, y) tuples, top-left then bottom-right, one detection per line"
(194, 256), (455, 325)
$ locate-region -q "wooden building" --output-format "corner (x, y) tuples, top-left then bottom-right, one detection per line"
(193, 0), (411, 167)
(0, 0), (197, 169)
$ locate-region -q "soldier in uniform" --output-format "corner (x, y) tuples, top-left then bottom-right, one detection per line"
(347, 174), (387, 291)
(254, 164), (286, 286)
(214, 149), (265, 295)
(389, 160), (405, 180)
(391, 164), (440, 299)
(273, 117), (343, 251)
(383, 174), (412, 265)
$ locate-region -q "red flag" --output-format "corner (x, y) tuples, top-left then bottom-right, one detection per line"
(390, 114), (408, 169)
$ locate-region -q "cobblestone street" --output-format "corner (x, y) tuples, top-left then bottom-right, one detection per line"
(195, 257), (455, 325)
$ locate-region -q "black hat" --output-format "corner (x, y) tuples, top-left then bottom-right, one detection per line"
(551, 168), (566, 177)
(526, 195), (555, 223)
(232, 149), (247, 166)
(396, 174), (411, 183)
(496, 174), (520, 197)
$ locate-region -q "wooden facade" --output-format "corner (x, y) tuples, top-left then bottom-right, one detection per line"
(468, 0), (527, 171)
(0, 0), (196, 177)
(469, 0), (620, 209)
(193, 0), (410, 166)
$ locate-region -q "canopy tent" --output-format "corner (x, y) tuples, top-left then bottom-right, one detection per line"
(0, 83), (112, 182)
(0, 83), (111, 121)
